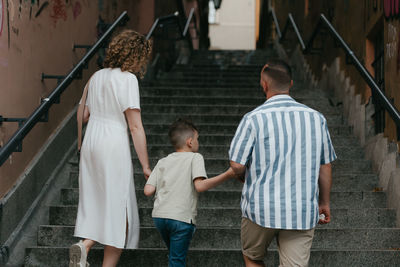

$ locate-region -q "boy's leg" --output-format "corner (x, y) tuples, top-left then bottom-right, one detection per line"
(167, 220), (196, 267)
(153, 218), (171, 250)
(277, 229), (315, 267)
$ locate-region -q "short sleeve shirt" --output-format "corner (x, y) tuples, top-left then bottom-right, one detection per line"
(84, 68), (140, 130)
(229, 95), (337, 230)
(146, 152), (208, 224)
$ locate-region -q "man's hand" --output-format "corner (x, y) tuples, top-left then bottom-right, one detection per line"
(318, 204), (331, 224)
(230, 161), (246, 183)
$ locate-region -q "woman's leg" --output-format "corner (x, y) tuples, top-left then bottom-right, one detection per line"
(70, 239), (96, 267)
(102, 245), (123, 267)
(83, 239), (96, 255)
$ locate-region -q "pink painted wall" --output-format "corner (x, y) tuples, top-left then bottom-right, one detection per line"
(0, 0), (155, 198)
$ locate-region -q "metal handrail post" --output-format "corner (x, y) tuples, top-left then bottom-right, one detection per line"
(288, 14), (305, 50)
(183, 8), (195, 51)
(270, 8), (282, 39)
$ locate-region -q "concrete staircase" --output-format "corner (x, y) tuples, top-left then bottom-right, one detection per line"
(24, 49), (400, 266)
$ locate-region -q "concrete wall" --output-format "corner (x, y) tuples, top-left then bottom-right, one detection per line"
(0, 0), (155, 199)
(0, 0), (158, 262)
(279, 13), (400, 227)
(209, 0), (257, 50)
(272, 0), (400, 143)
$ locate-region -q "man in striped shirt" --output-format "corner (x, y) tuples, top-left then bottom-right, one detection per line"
(229, 60), (336, 267)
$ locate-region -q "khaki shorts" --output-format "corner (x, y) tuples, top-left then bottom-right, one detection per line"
(241, 217), (315, 267)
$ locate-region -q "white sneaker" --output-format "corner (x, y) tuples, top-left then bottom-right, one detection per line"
(69, 241), (87, 267)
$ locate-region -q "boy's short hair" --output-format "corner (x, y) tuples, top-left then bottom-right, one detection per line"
(169, 118), (198, 149)
(262, 59), (292, 91)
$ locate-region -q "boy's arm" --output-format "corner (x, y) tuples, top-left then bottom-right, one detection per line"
(194, 167), (236, 192)
(144, 184), (156, 196)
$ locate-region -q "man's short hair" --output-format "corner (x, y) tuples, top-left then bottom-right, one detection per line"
(262, 59), (292, 91)
(169, 118), (198, 149)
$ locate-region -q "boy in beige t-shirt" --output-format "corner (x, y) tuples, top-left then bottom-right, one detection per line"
(144, 118), (236, 267)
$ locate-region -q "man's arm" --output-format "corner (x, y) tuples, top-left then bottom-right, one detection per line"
(193, 167), (236, 192)
(318, 163), (332, 224)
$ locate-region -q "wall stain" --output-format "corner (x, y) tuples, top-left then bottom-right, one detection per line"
(0, 0), (4, 36)
(386, 22), (398, 60)
(384, 0), (400, 19)
(11, 24), (17, 35)
(397, 30), (400, 72)
(7, 0), (10, 48)
(72, 0), (81, 19)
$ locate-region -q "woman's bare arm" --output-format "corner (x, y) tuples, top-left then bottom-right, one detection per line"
(125, 108), (151, 179)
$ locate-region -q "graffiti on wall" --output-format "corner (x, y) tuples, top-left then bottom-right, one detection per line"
(4, 0), (86, 47)
(384, 0), (400, 18)
(49, 0), (67, 23)
(386, 22), (398, 59)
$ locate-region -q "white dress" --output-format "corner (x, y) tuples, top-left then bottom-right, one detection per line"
(74, 68), (140, 249)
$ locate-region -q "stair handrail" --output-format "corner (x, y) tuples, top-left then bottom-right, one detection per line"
(146, 7), (197, 50)
(272, 10), (400, 132)
(146, 11), (181, 40)
(0, 11), (129, 167)
(182, 7), (198, 51)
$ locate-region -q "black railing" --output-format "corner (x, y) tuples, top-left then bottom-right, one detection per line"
(0, 11), (129, 166)
(272, 9), (400, 137)
(145, 7), (198, 74)
(146, 8), (197, 48)
(182, 7), (198, 51)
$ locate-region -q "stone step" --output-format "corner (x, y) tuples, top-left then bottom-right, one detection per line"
(140, 103), (342, 117)
(134, 127), (354, 144)
(140, 113), (344, 126)
(173, 64), (266, 69)
(128, 144), (362, 160)
(69, 157), (371, 174)
(140, 86), (310, 96)
(24, 247), (400, 267)
(68, 170), (378, 192)
(141, 123), (352, 137)
(36, 225), (400, 250)
(159, 73), (262, 79)
(49, 206), (395, 229)
(67, 144), (361, 162)
(140, 96), (340, 113)
(59, 188), (387, 209)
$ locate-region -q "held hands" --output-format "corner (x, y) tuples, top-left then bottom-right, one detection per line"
(318, 204), (331, 224)
(225, 167), (245, 183)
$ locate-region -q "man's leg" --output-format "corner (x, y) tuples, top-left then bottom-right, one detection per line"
(241, 217), (277, 267)
(277, 229), (315, 267)
(243, 255), (266, 267)
(167, 220), (195, 267)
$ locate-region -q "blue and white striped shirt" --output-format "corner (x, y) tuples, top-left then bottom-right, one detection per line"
(229, 95), (336, 230)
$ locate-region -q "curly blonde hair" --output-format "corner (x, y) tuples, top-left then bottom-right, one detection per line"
(103, 29), (152, 78)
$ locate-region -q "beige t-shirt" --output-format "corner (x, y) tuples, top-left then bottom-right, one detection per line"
(146, 152), (208, 224)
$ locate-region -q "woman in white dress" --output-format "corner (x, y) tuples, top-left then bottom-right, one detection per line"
(69, 30), (152, 267)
